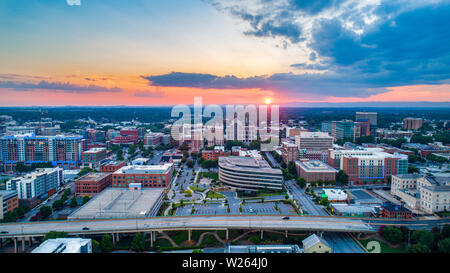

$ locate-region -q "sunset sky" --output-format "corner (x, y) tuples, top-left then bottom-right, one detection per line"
(0, 0), (449, 106)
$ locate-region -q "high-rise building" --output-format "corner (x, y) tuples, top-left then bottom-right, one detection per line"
(329, 148), (408, 185)
(295, 132), (333, 163)
(356, 112), (377, 136)
(6, 168), (63, 207)
(281, 141), (299, 164)
(0, 134), (83, 171)
(403, 117), (423, 130)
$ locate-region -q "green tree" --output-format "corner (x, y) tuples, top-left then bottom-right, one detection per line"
(336, 170), (349, 185)
(382, 226), (403, 245)
(100, 234), (114, 253)
(287, 161), (297, 177)
(442, 225), (450, 239)
(40, 206), (53, 219)
(70, 197), (78, 208)
(44, 231), (68, 240)
(439, 238), (450, 253)
(92, 239), (101, 253)
(192, 249), (203, 253)
(131, 233), (146, 252)
(52, 199), (64, 210)
(411, 230), (434, 248)
(407, 243), (429, 253)
(82, 195), (91, 205)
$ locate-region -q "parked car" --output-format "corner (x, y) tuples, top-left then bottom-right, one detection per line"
(82, 227), (90, 231)
(282, 216), (290, 220)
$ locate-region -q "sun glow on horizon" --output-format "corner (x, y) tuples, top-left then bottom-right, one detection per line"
(265, 98), (272, 105)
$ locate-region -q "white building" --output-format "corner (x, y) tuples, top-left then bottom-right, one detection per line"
(32, 238), (92, 253)
(7, 168), (63, 200)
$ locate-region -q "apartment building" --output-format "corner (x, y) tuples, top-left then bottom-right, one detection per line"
(112, 163), (174, 189)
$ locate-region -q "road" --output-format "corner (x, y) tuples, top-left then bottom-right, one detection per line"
(285, 180), (364, 253)
(0, 215), (376, 238)
(265, 152), (281, 168)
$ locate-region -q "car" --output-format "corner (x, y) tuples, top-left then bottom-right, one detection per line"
(82, 227), (90, 231)
(0, 231), (9, 234)
(282, 216), (290, 220)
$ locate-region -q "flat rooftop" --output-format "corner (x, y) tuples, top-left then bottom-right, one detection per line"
(77, 172), (111, 182)
(114, 163), (173, 174)
(32, 238), (91, 253)
(68, 187), (165, 219)
(296, 160), (336, 172)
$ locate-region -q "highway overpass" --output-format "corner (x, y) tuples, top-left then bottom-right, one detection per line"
(0, 215), (376, 238)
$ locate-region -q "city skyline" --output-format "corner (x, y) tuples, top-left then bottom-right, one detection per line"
(0, 0), (450, 106)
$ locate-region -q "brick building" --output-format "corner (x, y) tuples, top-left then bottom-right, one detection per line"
(75, 172), (112, 197)
(112, 164), (174, 189)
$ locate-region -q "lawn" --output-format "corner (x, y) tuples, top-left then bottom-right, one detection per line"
(202, 172), (218, 181)
(206, 191), (225, 199)
(359, 238), (407, 253)
(189, 186), (205, 192)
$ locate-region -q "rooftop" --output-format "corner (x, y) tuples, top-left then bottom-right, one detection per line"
(296, 160), (336, 172)
(32, 238), (91, 253)
(77, 172), (111, 182)
(114, 163), (173, 174)
(302, 234), (331, 250)
(68, 187), (164, 219)
(219, 156), (282, 175)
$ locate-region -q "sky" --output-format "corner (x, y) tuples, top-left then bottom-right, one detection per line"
(0, 0), (449, 106)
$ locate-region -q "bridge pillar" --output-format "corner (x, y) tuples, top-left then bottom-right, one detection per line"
(0, 238), (2, 248)
(153, 231), (156, 242)
(150, 232), (153, 248)
(226, 229), (229, 241)
(319, 231), (323, 237)
(21, 237), (25, 252)
(260, 230), (263, 240)
(116, 233), (120, 243)
(29, 237), (32, 246)
(112, 233), (116, 246)
(14, 238), (17, 253)
(285, 230), (288, 238)
(357, 233), (361, 239)
(188, 229), (192, 241)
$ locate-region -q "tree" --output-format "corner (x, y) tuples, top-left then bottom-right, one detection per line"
(439, 238), (450, 253)
(192, 249), (203, 253)
(336, 170), (349, 185)
(320, 197), (330, 207)
(100, 234), (114, 253)
(411, 230), (434, 248)
(442, 225), (450, 239)
(407, 243), (429, 253)
(382, 226), (403, 245)
(186, 159), (194, 168)
(44, 231), (68, 240)
(52, 199), (64, 210)
(131, 233), (146, 252)
(408, 165), (420, 174)
(70, 197), (78, 208)
(92, 240), (101, 253)
(82, 195), (91, 205)
(287, 161), (297, 177)
(40, 206), (52, 219)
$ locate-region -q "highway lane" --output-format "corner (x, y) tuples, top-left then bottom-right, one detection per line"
(0, 215), (375, 238)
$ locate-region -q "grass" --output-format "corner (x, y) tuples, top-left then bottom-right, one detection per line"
(359, 238), (408, 253)
(437, 211), (450, 217)
(189, 186), (205, 192)
(166, 230), (189, 245)
(202, 172), (218, 181)
(206, 191), (225, 199)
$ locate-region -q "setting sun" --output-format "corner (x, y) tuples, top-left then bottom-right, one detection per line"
(265, 98), (272, 105)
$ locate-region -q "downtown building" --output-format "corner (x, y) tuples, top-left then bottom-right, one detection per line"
(391, 174), (450, 214)
(82, 147), (107, 168)
(112, 163), (174, 189)
(356, 112), (377, 136)
(6, 167), (63, 207)
(218, 154), (283, 191)
(328, 148), (408, 185)
(75, 172), (112, 197)
(295, 160), (336, 183)
(0, 134), (83, 171)
(295, 132), (333, 163)
(403, 117), (423, 130)
(281, 141), (299, 164)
